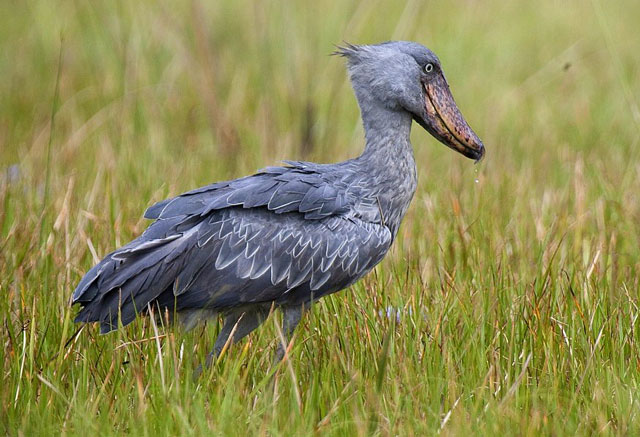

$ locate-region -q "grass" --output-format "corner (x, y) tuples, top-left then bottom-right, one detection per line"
(1, 0), (640, 435)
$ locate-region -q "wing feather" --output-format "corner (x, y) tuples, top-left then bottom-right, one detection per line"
(73, 205), (391, 332)
(144, 162), (356, 221)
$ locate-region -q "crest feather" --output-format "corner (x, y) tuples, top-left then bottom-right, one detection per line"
(331, 42), (362, 58)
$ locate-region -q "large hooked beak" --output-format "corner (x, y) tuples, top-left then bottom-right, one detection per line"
(414, 72), (485, 162)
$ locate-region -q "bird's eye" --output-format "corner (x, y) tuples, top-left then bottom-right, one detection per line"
(424, 63), (434, 73)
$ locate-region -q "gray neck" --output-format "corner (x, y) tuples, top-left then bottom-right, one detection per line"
(355, 100), (418, 236)
(359, 99), (413, 159)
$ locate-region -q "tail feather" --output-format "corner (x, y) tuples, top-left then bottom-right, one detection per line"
(72, 224), (199, 333)
(74, 257), (179, 333)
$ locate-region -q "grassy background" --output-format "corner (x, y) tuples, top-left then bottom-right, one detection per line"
(1, 0), (640, 435)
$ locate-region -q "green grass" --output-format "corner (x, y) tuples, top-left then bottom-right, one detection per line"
(1, 0), (640, 435)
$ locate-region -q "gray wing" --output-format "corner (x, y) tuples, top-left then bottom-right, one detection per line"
(144, 161), (356, 221)
(72, 163), (391, 333)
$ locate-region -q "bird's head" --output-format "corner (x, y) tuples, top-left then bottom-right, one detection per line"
(335, 41), (485, 161)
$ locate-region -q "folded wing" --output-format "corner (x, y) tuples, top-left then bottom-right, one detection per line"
(72, 163), (391, 333)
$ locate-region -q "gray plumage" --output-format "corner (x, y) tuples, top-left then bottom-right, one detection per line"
(72, 41), (484, 365)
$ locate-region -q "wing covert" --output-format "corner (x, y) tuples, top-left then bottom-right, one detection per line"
(144, 162), (356, 221)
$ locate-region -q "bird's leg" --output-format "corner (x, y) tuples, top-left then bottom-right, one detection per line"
(194, 308), (266, 378)
(274, 305), (306, 363)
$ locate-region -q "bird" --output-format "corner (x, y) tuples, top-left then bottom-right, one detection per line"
(72, 41), (485, 369)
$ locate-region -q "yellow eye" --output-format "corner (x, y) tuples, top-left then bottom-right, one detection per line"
(424, 63), (434, 73)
